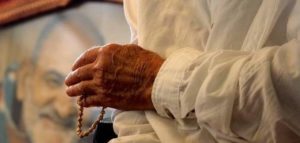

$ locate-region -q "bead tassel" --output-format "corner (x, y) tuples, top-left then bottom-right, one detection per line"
(76, 97), (106, 138)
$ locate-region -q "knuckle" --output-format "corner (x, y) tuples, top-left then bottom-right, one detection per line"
(103, 43), (122, 52)
(86, 46), (99, 54)
(92, 64), (100, 71)
(106, 43), (121, 48)
(94, 57), (108, 71)
(92, 64), (105, 77)
(126, 43), (139, 49)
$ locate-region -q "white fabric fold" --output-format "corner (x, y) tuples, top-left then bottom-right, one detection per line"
(152, 48), (201, 118)
(112, 0), (300, 142)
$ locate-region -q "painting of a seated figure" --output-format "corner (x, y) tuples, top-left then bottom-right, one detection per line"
(0, 2), (129, 143)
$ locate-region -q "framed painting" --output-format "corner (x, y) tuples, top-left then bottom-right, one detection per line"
(0, 0), (70, 25)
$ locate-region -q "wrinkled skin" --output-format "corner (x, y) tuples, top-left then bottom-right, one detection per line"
(65, 44), (164, 110)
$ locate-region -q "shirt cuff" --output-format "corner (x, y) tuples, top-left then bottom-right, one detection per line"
(152, 48), (201, 118)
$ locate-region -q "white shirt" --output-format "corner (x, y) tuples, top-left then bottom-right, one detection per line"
(110, 0), (300, 142)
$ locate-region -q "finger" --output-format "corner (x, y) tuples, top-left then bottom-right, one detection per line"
(72, 46), (100, 71)
(79, 95), (102, 108)
(66, 80), (97, 97)
(65, 63), (95, 86)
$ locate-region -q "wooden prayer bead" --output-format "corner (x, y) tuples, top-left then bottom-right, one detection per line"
(76, 97), (106, 138)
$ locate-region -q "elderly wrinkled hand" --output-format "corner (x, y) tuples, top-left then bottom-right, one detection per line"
(64, 44), (164, 110)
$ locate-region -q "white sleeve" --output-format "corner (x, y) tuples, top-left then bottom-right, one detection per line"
(123, 0), (138, 44)
(152, 39), (300, 141)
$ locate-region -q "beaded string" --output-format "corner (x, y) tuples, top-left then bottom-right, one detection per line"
(76, 96), (106, 138)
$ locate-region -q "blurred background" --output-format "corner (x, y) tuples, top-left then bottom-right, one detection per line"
(0, 0), (129, 143)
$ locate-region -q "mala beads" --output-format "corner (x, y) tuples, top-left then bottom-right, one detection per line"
(76, 96), (106, 138)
